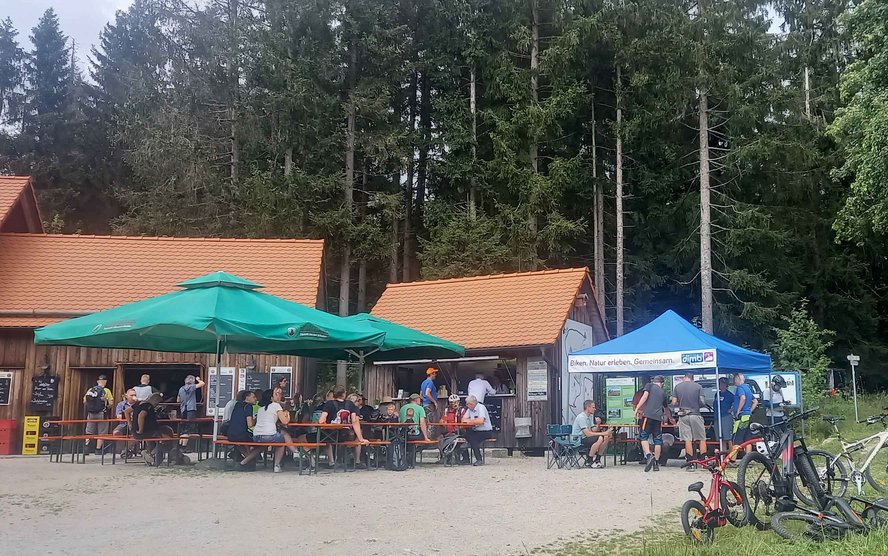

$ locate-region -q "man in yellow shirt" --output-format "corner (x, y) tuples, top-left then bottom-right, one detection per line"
(84, 374), (113, 455)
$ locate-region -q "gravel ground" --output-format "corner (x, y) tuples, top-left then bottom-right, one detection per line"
(0, 454), (695, 555)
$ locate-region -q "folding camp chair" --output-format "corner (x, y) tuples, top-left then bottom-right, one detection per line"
(547, 424), (582, 469)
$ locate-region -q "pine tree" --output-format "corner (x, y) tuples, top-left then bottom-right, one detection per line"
(0, 17), (24, 127)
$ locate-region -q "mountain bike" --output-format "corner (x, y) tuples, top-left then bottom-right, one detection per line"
(808, 413), (888, 497)
(736, 408), (832, 529)
(680, 451), (748, 544)
(770, 491), (888, 541)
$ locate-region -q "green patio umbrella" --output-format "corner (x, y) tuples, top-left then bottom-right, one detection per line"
(34, 271), (386, 444)
(342, 313), (464, 362)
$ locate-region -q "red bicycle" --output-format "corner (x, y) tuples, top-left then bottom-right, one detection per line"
(680, 450), (749, 544)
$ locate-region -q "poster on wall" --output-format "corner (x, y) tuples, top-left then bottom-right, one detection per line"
(605, 377), (636, 425)
(527, 359), (548, 401)
(561, 319), (597, 423)
(270, 366), (293, 399)
(207, 367), (235, 416)
(0, 371), (13, 406)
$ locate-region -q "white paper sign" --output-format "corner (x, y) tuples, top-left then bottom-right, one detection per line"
(569, 349), (718, 373)
(527, 359), (548, 401)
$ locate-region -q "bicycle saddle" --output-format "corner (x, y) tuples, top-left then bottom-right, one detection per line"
(822, 415), (844, 423)
(688, 482), (704, 494)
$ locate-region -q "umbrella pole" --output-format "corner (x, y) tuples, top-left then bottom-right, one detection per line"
(211, 337), (222, 456)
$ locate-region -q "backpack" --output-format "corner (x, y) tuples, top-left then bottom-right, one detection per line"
(387, 426), (409, 471)
(85, 385), (106, 413)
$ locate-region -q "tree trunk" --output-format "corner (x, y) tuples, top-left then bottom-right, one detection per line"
(357, 164), (369, 313)
(403, 71), (418, 282)
(416, 72), (431, 232)
(390, 217), (399, 283)
(615, 65), (625, 337)
(804, 65), (811, 119)
(338, 39), (358, 387)
(526, 0), (540, 268)
(284, 146), (293, 176)
(469, 64), (477, 219)
(699, 91), (713, 334)
(228, 0), (240, 187)
(591, 91), (605, 314)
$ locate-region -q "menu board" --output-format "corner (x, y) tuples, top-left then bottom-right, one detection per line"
(527, 359), (548, 401)
(207, 367), (235, 416)
(486, 396), (503, 432)
(270, 366), (292, 398)
(30, 374), (59, 411)
(0, 371), (12, 406)
(246, 371), (269, 392)
(605, 377), (636, 425)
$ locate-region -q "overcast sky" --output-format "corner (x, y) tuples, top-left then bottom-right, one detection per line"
(3, 1), (134, 61)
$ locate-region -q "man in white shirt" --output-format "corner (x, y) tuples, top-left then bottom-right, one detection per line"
(462, 395), (494, 466)
(763, 375), (788, 424)
(467, 373), (496, 404)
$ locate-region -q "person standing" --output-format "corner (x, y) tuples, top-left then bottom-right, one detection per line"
(762, 375), (787, 425)
(467, 373), (496, 404)
(462, 395), (494, 466)
(421, 368), (440, 432)
(732, 373), (759, 457)
(176, 375), (206, 451)
(634, 375), (667, 472)
(83, 374), (113, 455)
(714, 378), (735, 452)
(672, 373), (707, 465)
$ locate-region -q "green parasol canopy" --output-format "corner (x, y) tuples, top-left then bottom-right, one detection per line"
(342, 313), (464, 362)
(33, 271), (385, 357)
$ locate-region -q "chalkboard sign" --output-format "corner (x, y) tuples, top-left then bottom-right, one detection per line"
(30, 374), (59, 411)
(270, 367), (292, 399)
(245, 371), (268, 393)
(0, 371), (12, 406)
(486, 396), (503, 432)
(207, 367), (235, 416)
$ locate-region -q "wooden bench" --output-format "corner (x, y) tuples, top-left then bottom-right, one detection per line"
(338, 440), (390, 470)
(213, 439), (325, 474)
(42, 434), (180, 465)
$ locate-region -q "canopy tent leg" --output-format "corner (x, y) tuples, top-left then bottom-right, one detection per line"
(715, 367), (722, 453)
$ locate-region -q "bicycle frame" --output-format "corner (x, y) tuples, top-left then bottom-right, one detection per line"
(687, 454), (740, 527)
(828, 421), (888, 494)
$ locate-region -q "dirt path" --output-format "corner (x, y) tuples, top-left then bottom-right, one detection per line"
(0, 455), (694, 555)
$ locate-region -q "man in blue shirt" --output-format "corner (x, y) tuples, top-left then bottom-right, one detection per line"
(714, 378), (735, 450)
(421, 368), (439, 432)
(731, 373), (758, 456)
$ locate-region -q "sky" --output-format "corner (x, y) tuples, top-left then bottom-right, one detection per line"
(3, 0), (134, 62)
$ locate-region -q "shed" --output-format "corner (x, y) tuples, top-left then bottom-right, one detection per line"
(367, 268), (609, 449)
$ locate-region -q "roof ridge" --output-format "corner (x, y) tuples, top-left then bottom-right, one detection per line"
(386, 267), (588, 288)
(0, 233), (324, 244)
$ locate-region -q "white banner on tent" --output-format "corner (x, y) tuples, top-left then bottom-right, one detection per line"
(568, 349), (718, 373)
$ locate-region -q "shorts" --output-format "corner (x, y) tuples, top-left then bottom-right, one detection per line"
(255, 432), (286, 443)
(732, 414), (751, 444)
(581, 436), (597, 448)
(113, 422), (129, 435)
(678, 414), (705, 441)
(85, 413), (110, 435)
(179, 410), (198, 434)
(639, 417), (663, 445)
(716, 414), (734, 440)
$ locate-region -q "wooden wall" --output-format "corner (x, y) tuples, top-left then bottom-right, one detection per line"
(0, 329), (310, 444)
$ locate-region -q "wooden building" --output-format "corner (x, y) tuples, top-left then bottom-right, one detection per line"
(0, 177), (326, 447)
(365, 268), (609, 449)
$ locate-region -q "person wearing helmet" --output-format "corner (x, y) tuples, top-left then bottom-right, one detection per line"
(439, 394), (468, 464)
(762, 375), (788, 424)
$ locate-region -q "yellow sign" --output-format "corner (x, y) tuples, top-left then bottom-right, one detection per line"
(21, 415), (40, 455)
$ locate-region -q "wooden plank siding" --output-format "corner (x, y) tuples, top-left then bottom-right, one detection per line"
(0, 329), (311, 447)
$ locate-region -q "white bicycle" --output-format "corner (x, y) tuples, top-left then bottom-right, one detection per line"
(809, 413), (888, 497)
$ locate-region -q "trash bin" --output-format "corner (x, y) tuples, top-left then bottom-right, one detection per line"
(0, 419), (17, 455)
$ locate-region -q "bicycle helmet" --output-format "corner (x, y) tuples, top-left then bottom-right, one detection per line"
(448, 394), (460, 403)
(771, 375), (787, 390)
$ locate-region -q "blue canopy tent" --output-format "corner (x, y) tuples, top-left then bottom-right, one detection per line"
(568, 310), (775, 448)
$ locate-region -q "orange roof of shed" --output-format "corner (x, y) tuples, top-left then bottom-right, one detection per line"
(370, 268), (592, 350)
(0, 176), (34, 225)
(0, 234), (324, 327)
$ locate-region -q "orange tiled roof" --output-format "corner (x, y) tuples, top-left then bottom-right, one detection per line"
(0, 234), (324, 327)
(370, 268), (591, 350)
(0, 176), (33, 227)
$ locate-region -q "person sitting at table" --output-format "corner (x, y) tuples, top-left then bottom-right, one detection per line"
(132, 393), (179, 466)
(113, 388), (137, 457)
(133, 374), (159, 402)
(252, 387), (293, 473)
(462, 395), (494, 466)
(319, 387), (370, 469)
(572, 400), (612, 468)
(440, 394), (468, 464)
(399, 393), (430, 442)
(371, 396), (399, 439)
(229, 390), (260, 471)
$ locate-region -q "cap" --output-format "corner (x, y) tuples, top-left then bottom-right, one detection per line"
(380, 396), (395, 404)
(426, 367), (437, 376)
(409, 393), (420, 401)
(97, 374), (108, 380)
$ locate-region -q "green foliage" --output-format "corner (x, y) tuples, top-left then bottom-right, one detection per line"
(772, 301), (836, 404)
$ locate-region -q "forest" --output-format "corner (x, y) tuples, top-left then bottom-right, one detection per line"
(0, 0), (886, 385)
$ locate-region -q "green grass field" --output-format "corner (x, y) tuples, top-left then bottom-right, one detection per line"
(533, 395), (888, 556)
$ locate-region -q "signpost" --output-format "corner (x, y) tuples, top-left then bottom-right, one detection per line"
(847, 354), (860, 422)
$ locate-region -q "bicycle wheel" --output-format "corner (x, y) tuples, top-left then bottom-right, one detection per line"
(863, 498), (888, 529)
(864, 467), (888, 494)
(794, 449), (847, 506)
(681, 499), (714, 544)
(738, 451), (779, 530)
(796, 452), (828, 508)
(720, 480), (748, 527)
(771, 512), (846, 542)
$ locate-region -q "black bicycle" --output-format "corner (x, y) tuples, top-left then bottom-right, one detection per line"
(736, 408), (834, 529)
